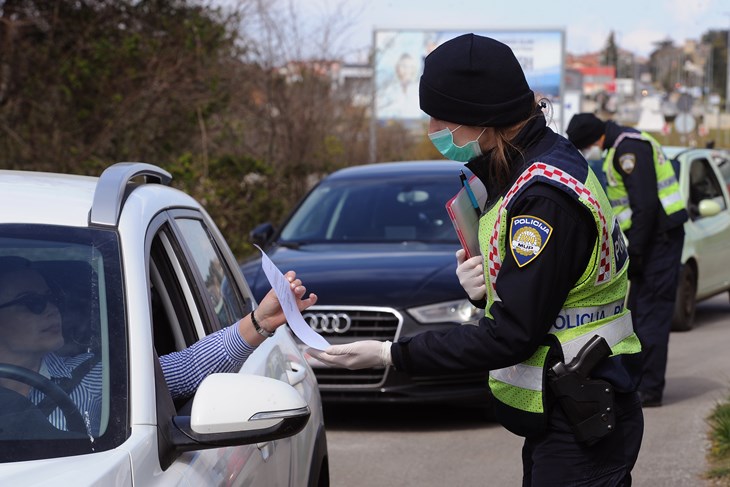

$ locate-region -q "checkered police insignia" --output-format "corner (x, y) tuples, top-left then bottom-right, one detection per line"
(509, 215), (553, 267)
(619, 153), (636, 174)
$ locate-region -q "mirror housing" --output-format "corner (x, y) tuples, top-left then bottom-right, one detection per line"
(249, 222), (275, 247)
(168, 374), (310, 453)
(699, 199), (722, 218)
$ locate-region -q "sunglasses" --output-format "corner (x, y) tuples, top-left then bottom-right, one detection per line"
(0, 292), (63, 315)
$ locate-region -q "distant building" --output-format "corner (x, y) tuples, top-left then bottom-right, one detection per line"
(567, 52), (617, 97)
(336, 63), (373, 109)
(276, 60), (373, 114)
(575, 65), (616, 96)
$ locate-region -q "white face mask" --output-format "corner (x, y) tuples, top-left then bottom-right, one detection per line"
(581, 145), (603, 161)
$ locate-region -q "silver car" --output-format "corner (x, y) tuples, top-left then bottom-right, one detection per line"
(664, 147), (730, 331)
(0, 163), (328, 486)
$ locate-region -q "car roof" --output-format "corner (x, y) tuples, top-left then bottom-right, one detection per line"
(664, 146), (729, 161)
(0, 163), (191, 228)
(668, 147), (727, 164)
(324, 160), (467, 181)
(0, 170), (99, 226)
(662, 146), (688, 159)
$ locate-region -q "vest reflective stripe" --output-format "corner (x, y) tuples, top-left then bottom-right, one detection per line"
(490, 312), (634, 391)
(560, 312), (634, 363)
(615, 207), (632, 225)
(658, 173), (679, 190)
(490, 363), (542, 392)
(610, 196), (629, 207)
(604, 131), (686, 231)
(661, 191), (683, 208)
(551, 298), (625, 332)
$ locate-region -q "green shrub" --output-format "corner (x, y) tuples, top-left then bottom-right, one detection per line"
(706, 399), (730, 483)
(709, 401), (730, 458)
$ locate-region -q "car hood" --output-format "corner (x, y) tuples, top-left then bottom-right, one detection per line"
(240, 243), (464, 309)
(0, 448), (131, 485)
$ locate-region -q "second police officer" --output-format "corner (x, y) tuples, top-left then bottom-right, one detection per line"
(311, 34), (644, 485)
(567, 112), (688, 408)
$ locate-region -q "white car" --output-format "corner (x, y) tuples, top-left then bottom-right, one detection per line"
(665, 147), (730, 331)
(0, 163), (329, 485)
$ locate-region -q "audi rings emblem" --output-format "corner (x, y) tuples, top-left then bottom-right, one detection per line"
(303, 312), (352, 334)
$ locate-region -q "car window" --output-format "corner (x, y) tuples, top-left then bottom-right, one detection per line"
(688, 158), (727, 219)
(149, 226), (200, 355)
(713, 152), (730, 185)
(0, 224), (127, 463)
(280, 178), (460, 243)
(174, 217), (250, 329)
(148, 216), (256, 417)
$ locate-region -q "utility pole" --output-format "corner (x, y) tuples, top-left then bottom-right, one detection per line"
(726, 20), (730, 112)
(726, 15), (730, 144)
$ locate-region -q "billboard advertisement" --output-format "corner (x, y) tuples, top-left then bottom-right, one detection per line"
(373, 29), (565, 131)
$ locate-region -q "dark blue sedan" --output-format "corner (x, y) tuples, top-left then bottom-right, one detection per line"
(241, 161), (491, 409)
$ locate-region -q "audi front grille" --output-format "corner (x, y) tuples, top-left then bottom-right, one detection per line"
(302, 306), (401, 341)
(303, 306), (402, 388)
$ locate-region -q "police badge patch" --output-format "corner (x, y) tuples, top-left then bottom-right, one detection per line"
(619, 153), (636, 174)
(510, 215), (553, 267)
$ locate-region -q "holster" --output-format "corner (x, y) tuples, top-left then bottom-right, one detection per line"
(547, 336), (615, 445)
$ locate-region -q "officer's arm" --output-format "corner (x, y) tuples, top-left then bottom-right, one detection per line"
(616, 138), (658, 259)
(390, 184), (596, 374)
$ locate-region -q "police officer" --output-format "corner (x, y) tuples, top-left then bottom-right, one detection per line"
(310, 34), (644, 486)
(566, 113), (687, 408)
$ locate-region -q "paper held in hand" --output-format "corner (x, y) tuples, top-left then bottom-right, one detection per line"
(445, 174), (488, 259)
(256, 246), (330, 350)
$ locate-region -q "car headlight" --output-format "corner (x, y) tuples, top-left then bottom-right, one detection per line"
(408, 299), (484, 324)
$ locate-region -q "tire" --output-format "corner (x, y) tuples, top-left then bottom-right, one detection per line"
(671, 264), (697, 332)
(307, 426), (329, 487)
(475, 399), (496, 422)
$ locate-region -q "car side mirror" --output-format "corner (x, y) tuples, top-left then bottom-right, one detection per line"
(698, 199), (722, 218)
(249, 222), (275, 247)
(168, 374), (310, 454)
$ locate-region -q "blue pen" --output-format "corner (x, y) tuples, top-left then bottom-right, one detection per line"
(460, 171), (481, 216)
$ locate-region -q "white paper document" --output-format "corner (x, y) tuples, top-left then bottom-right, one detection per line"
(257, 246), (331, 350)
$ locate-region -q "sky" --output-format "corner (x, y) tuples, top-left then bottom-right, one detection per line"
(295, 0), (729, 63)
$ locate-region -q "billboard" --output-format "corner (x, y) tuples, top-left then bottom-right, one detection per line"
(373, 29), (565, 131)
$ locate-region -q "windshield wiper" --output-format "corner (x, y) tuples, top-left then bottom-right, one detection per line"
(277, 241), (301, 249)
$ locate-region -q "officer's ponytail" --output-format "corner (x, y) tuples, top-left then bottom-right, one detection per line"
(486, 99), (547, 186)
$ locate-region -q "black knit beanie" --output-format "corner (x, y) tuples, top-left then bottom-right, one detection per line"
(419, 33), (535, 127)
(566, 113), (606, 149)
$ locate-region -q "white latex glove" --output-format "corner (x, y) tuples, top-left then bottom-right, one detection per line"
(308, 340), (392, 370)
(455, 249), (486, 301)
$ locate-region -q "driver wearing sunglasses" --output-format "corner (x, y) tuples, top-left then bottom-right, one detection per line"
(0, 292), (63, 315)
(0, 256), (316, 436)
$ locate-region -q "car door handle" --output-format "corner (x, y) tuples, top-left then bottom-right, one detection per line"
(286, 361), (307, 386)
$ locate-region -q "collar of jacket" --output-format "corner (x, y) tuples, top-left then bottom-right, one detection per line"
(603, 120), (639, 149)
(465, 110), (551, 204)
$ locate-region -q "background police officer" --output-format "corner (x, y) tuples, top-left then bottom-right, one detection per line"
(311, 34), (644, 486)
(567, 112), (688, 407)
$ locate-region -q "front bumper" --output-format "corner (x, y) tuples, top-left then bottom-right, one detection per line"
(310, 363), (491, 405)
(315, 370), (491, 405)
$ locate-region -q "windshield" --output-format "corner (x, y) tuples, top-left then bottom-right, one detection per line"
(0, 224), (126, 462)
(280, 177), (460, 244)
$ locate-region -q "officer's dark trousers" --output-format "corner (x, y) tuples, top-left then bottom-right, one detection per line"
(522, 392), (644, 486)
(627, 226), (685, 398)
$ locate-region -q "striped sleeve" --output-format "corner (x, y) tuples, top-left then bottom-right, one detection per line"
(160, 324), (255, 399)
